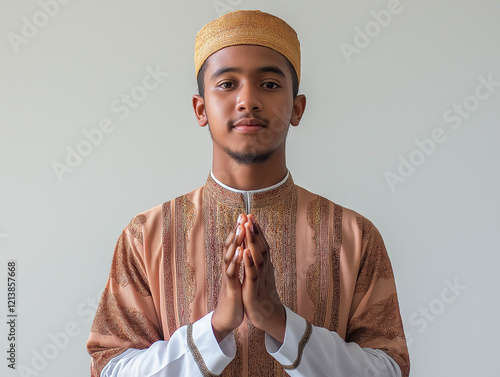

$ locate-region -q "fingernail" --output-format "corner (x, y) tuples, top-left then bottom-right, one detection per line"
(236, 226), (241, 236)
(234, 247), (241, 260)
(237, 214), (243, 224)
(249, 214), (257, 224)
(245, 249), (253, 261)
(246, 222), (254, 235)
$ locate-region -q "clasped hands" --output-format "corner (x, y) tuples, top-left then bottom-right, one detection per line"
(211, 213), (286, 344)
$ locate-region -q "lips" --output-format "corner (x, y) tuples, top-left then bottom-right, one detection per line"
(232, 118), (267, 133)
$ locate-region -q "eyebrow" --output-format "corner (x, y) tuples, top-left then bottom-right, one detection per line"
(257, 66), (286, 77)
(210, 67), (242, 80)
(210, 65), (286, 80)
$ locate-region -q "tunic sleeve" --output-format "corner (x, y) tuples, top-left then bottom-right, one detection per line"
(266, 218), (409, 377)
(86, 215), (236, 377)
(345, 219), (410, 377)
(86, 217), (163, 376)
(266, 307), (403, 377)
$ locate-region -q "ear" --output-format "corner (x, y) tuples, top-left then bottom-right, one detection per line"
(290, 94), (306, 127)
(192, 94), (208, 127)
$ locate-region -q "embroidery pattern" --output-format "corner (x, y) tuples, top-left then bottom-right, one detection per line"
(283, 321), (313, 370)
(306, 196), (329, 327)
(355, 215), (373, 240)
(204, 177), (244, 313)
(91, 289), (161, 342)
(187, 323), (218, 377)
(250, 183), (298, 376)
(346, 293), (405, 344)
(253, 185), (298, 312)
(127, 214), (147, 244)
(329, 203), (343, 331)
(90, 287), (161, 375)
(162, 201), (177, 338)
(306, 199), (342, 331)
(248, 323), (271, 376)
(346, 293), (409, 376)
(175, 196), (197, 326)
(203, 174), (298, 376)
(204, 178), (245, 377)
(354, 225), (394, 294)
(110, 231), (150, 297)
(88, 347), (127, 376)
(381, 347), (410, 377)
(232, 327), (244, 376)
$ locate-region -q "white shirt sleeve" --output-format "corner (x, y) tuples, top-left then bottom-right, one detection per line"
(101, 311), (236, 377)
(265, 306), (402, 377)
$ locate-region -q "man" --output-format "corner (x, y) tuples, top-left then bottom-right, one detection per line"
(87, 10), (410, 377)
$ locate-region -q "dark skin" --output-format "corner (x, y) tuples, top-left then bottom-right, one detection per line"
(213, 213), (286, 343)
(192, 45), (306, 344)
(193, 45), (306, 190)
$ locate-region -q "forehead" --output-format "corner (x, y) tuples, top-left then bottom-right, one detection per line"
(204, 45), (290, 76)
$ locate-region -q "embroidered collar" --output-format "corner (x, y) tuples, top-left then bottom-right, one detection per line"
(206, 171), (294, 213)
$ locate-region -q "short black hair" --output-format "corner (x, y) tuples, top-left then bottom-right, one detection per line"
(197, 57), (299, 99)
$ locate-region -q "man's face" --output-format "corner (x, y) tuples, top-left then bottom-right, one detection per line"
(194, 45), (304, 165)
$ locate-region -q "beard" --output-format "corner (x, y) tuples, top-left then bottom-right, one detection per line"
(223, 147), (274, 165)
(207, 121), (277, 165)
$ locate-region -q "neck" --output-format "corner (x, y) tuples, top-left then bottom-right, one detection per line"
(211, 148), (288, 191)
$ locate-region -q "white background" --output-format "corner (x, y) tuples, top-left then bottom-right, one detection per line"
(1, 0), (499, 376)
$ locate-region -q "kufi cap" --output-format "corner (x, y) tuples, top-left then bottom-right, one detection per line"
(195, 10), (301, 82)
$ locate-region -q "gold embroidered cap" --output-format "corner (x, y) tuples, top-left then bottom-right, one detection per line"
(195, 10), (301, 82)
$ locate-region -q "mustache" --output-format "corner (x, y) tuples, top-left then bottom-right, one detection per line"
(228, 113), (268, 127)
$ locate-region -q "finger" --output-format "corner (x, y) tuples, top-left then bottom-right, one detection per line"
(224, 225), (243, 268)
(225, 246), (243, 284)
(236, 213), (247, 230)
(244, 222), (265, 270)
(253, 220), (270, 258)
(224, 227), (235, 249)
(227, 214), (246, 244)
(265, 257), (277, 289)
(248, 215), (270, 261)
(242, 248), (258, 298)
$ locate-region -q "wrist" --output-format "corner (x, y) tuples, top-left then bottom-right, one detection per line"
(211, 316), (232, 343)
(263, 304), (286, 343)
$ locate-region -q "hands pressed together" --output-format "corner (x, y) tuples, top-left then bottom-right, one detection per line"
(211, 214), (286, 344)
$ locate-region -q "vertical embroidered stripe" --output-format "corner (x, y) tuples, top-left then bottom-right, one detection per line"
(203, 184), (244, 376)
(329, 203), (342, 331)
(162, 201), (177, 338)
(306, 197), (330, 327)
(175, 197), (187, 325)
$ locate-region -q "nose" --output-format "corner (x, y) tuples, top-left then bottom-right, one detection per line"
(236, 83), (262, 112)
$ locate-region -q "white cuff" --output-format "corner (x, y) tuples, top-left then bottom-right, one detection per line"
(265, 306), (311, 368)
(191, 311), (236, 374)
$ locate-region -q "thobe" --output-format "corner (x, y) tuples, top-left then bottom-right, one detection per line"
(87, 173), (410, 377)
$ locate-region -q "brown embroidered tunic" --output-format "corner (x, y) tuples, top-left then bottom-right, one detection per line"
(87, 174), (409, 377)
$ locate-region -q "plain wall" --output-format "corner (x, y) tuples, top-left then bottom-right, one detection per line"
(1, 0), (499, 376)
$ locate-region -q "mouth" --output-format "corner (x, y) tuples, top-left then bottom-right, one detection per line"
(232, 118), (267, 133)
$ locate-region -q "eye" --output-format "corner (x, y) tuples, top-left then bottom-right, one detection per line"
(218, 81), (235, 89)
(262, 82), (280, 89)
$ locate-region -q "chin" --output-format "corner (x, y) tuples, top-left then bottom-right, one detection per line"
(225, 148), (274, 165)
